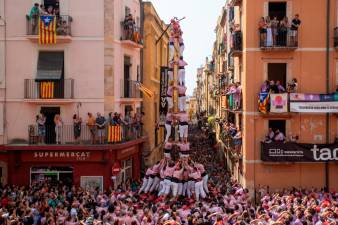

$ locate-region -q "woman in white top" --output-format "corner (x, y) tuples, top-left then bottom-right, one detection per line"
(54, 114), (63, 144)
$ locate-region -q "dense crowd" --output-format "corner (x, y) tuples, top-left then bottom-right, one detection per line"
(0, 128), (337, 225)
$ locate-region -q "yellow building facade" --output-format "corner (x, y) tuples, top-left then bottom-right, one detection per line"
(142, 2), (169, 165)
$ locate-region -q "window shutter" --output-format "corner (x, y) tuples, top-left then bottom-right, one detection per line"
(59, 0), (69, 16)
(263, 1), (268, 17)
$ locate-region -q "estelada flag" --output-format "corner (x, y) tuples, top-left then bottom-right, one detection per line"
(258, 92), (270, 114)
(39, 15), (56, 44)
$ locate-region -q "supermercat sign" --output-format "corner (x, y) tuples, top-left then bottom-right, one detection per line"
(261, 142), (338, 162)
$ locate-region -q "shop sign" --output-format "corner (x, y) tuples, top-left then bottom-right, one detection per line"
(33, 151), (91, 161)
(261, 142), (338, 162)
(290, 93), (338, 113)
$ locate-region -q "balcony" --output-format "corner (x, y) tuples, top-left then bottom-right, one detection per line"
(220, 132), (242, 160)
(225, 92), (242, 112)
(8, 124), (143, 145)
(120, 80), (141, 100)
(334, 27), (338, 49)
(259, 28), (298, 51)
(227, 54), (234, 71)
(230, 31), (242, 56)
(26, 15), (72, 43)
(120, 21), (143, 49)
(24, 79), (74, 104)
(229, 0), (242, 6)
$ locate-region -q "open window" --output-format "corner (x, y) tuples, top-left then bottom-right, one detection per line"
(268, 120), (286, 135)
(268, 2), (286, 20)
(36, 51), (64, 98)
(43, 0), (60, 16)
(268, 63), (287, 89)
(123, 56), (131, 98)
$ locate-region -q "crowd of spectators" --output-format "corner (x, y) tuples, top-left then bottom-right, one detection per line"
(219, 121), (242, 153)
(260, 79), (298, 94)
(1, 127), (337, 225)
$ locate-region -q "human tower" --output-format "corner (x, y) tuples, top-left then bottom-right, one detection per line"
(139, 18), (209, 201)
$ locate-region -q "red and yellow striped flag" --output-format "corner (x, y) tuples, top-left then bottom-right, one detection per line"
(40, 82), (54, 99)
(108, 125), (122, 143)
(39, 15), (56, 44)
(136, 82), (154, 98)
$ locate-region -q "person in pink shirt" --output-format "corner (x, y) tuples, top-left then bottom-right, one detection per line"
(171, 162), (184, 198)
(179, 36), (184, 57)
(178, 111), (189, 142)
(177, 84), (187, 112)
(158, 160), (176, 197)
(195, 162), (209, 194)
(189, 166), (206, 201)
(178, 56), (188, 86)
(169, 33), (175, 61)
(163, 138), (173, 159)
(168, 59), (175, 82)
(165, 110), (173, 143)
(176, 140), (190, 158)
(167, 81), (175, 110)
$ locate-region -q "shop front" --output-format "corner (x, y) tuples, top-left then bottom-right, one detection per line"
(1, 138), (145, 190)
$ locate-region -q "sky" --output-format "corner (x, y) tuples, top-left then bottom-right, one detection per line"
(146, 0), (225, 96)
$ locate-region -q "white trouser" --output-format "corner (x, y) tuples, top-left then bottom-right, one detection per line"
(182, 182), (188, 197)
(177, 183), (183, 196)
(163, 179), (172, 195)
(178, 96), (186, 112)
(144, 177), (154, 193)
(55, 126), (62, 143)
(169, 44), (175, 60)
(179, 125), (188, 139)
(150, 176), (160, 192)
(195, 180), (206, 201)
(171, 182), (179, 197)
(187, 180), (195, 198)
(164, 152), (171, 159)
(168, 70), (173, 82)
(158, 180), (164, 196)
(202, 174), (209, 194)
(179, 152), (189, 158)
(138, 177), (148, 193)
(178, 69), (185, 85)
(167, 97), (173, 109)
(179, 44), (185, 56)
(165, 124), (172, 142)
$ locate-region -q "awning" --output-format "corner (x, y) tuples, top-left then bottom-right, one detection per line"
(36, 52), (64, 80)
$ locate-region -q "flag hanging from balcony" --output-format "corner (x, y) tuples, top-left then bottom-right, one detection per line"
(258, 93), (270, 114)
(39, 15), (56, 44)
(39, 81), (54, 99)
(107, 125), (122, 143)
(136, 82), (154, 98)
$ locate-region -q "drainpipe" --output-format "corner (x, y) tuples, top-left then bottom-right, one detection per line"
(325, 0), (330, 191)
(0, 1), (7, 146)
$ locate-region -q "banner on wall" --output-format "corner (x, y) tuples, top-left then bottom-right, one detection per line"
(261, 142), (338, 162)
(290, 93), (338, 113)
(159, 67), (169, 126)
(270, 93), (288, 113)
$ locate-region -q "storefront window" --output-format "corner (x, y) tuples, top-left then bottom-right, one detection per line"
(117, 158), (133, 186)
(30, 167), (73, 186)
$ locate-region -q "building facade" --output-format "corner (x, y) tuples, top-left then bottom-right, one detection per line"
(210, 0), (338, 192)
(0, 0), (145, 189)
(142, 2), (169, 165)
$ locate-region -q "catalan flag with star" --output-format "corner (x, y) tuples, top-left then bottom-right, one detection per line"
(258, 92), (270, 114)
(39, 15), (56, 44)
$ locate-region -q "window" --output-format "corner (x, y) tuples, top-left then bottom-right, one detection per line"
(120, 159), (132, 184)
(269, 2), (286, 20)
(268, 120), (286, 135)
(124, 56), (131, 98)
(125, 6), (130, 17)
(44, 0), (60, 16)
(268, 63), (287, 89)
(36, 51), (64, 80)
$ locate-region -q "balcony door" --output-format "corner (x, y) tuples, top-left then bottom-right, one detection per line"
(268, 63), (287, 89)
(124, 56), (131, 98)
(40, 107), (60, 144)
(268, 2), (286, 21)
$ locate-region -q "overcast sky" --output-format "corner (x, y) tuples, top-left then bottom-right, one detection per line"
(145, 0), (225, 96)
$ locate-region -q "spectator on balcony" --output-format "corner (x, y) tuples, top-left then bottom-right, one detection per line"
(124, 14), (135, 41)
(271, 17), (279, 46)
(269, 80), (278, 93)
(56, 20), (69, 35)
(265, 17), (273, 47)
(36, 113), (46, 144)
(260, 80), (270, 93)
(133, 110), (144, 138)
(258, 17), (267, 47)
(267, 127), (275, 140)
(29, 3), (40, 34)
(279, 16), (289, 46)
(276, 80), (286, 93)
(39, 4), (48, 15)
(290, 14), (301, 46)
(73, 114), (82, 144)
(287, 78), (298, 93)
(95, 112), (106, 144)
(233, 129), (242, 153)
(46, 5), (55, 16)
(274, 129), (285, 142)
(54, 114), (63, 144)
(87, 112), (96, 144)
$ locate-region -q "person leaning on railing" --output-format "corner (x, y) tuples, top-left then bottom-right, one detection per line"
(87, 112), (96, 144)
(28, 3), (40, 34)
